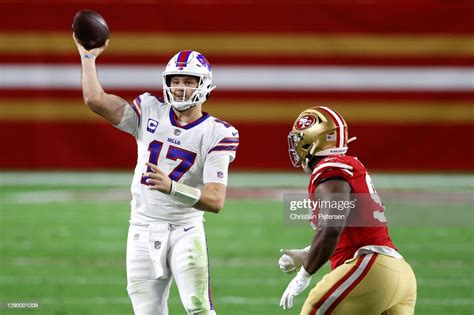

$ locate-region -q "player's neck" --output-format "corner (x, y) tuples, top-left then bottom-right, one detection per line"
(308, 156), (324, 171)
(173, 105), (203, 124)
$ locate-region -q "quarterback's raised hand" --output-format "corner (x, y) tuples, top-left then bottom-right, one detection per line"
(145, 163), (172, 194)
(279, 246), (310, 273)
(280, 266), (312, 310)
(73, 33), (109, 58)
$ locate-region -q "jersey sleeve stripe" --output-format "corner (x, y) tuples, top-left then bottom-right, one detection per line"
(130, 96), (142, 117)
(218, 138), (240, 144)
(209, 145), (238, 152)
(340, 169), (354, 177)
(312, 162), (353, 175)
(130, 100), (142, 117)
(133, 95), (142, 107)
(311, 162), (353, 185)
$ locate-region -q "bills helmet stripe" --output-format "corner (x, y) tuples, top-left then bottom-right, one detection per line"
(318, 106), (345, 148)
(175, 50), (193, 67)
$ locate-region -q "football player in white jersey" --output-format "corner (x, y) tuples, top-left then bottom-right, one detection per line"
(74, 36), (238, 315)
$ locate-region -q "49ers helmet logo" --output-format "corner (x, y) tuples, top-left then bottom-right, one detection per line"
(295, 115), (317, 130)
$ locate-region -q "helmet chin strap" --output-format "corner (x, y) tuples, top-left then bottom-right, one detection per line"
(172, 102), (198, 112)
(302, 158), (312, 174)
(302, 144), (318, 174)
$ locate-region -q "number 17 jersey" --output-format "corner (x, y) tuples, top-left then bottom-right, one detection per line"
(116, 93), (238, 225)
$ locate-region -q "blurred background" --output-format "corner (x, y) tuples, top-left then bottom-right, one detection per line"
(0, 1), (473, 314)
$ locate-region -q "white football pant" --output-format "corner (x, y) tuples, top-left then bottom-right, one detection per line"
(126, 222), (216, 315)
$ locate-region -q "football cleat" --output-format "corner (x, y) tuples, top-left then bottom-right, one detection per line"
(162, 50), (216, 111)
(288, 106), (355, 173)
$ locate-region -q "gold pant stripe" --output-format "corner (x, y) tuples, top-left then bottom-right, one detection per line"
(302, 254), (417, 315)
(312, 254), (377, 314)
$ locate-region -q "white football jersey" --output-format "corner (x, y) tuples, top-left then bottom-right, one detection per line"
(116, 93), (238, 224)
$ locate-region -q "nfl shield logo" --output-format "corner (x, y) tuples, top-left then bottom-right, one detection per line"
(174, 129), (181, 136)
(217, 171), (224, 179)
(154, 241), (161, 250)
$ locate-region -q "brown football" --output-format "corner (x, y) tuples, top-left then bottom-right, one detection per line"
(72, 10), (109, 50)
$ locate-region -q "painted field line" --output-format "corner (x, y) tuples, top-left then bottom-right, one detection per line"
(1, 172), (473, 190)
(0, 273), (471, 288)
(2, 257), (276, 268)
(15, 296), (473, 306)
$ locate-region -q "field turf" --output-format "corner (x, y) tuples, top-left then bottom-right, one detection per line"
(0, 172), (473, 315)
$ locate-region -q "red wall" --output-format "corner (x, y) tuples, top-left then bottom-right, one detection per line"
(1, 0), (473, 171)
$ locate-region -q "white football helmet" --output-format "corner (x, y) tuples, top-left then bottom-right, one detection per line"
(162, 50), (216, 111)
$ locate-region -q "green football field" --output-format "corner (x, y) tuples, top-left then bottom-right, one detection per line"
(0, 172), (473, 315)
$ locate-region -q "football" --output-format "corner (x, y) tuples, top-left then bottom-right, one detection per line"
(72, 10), (109, 50)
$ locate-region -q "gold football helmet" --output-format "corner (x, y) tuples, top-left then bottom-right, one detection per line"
(288, 106), (355, 173)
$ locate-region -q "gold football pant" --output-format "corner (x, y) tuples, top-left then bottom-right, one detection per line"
(300, 253), (416, 315)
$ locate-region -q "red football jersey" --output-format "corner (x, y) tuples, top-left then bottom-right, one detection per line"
(308, 155), (396, 269)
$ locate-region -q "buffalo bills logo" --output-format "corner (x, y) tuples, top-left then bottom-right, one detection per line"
(296, 115), (317, 130)
(197, 54), (212, 71)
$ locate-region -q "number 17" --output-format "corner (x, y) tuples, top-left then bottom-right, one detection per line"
(140, 140), (197, 184)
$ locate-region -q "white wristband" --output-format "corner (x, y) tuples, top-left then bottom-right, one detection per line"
(298, 266), (312, 279)
(170, 180), (201, 206)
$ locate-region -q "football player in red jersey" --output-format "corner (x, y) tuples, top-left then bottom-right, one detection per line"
(279, 107), (417, 315)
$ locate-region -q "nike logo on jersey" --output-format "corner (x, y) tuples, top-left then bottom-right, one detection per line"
(183, 226), (195, 232)
(232, 131), (238, 136)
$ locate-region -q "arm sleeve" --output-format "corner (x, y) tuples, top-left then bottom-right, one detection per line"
(114, 93), (146, 137)
(207, 124), (239, 163)
(203, 154), (231, 185)
(114, 103), (139, 137)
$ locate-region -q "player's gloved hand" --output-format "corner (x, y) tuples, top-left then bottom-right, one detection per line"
(280, 266), (312, 310)
(278, 246), (310, 273)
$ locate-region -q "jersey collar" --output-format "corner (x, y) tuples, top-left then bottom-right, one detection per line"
(169, 107), (210, 130)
